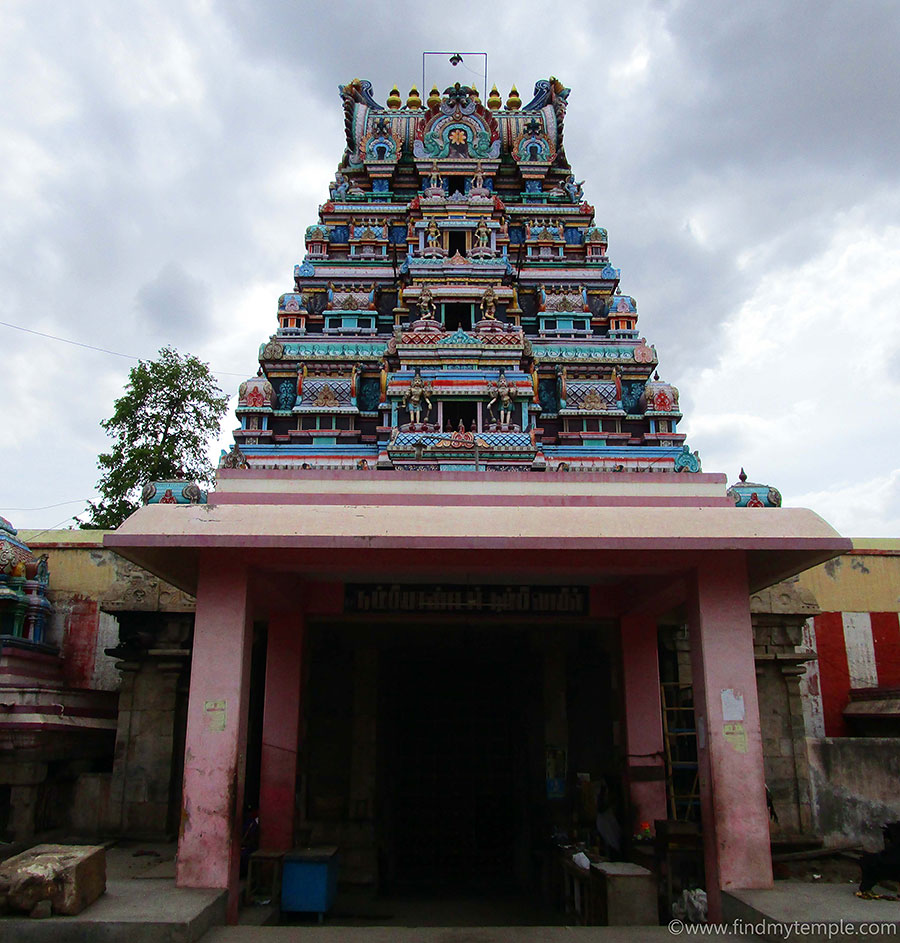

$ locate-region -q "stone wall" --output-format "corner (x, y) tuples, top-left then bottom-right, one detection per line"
(807, 738), (900, 850)
(750, 582), (820, 839)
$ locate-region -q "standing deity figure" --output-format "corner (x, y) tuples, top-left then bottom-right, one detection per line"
(426, 217), (441, 248)
(480, 286), (498, 320)
(429, 162), (442, 190)
(379, 358), (388, 403)
(473, 162), (486, 189)
(474, 216), (491, 248)
(297, 362), (308, 399)
(402, 369), (432, 424)
(417, 285), (436, 320)
(487, 369), (515, 425)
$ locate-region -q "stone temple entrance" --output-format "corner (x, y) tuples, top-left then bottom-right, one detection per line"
(107, 469), (848, 922)
(298, 617), (620, 900)
(382, 642), (524, 892)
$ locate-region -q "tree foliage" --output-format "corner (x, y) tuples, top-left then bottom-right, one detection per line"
(81, 346), (230, 529)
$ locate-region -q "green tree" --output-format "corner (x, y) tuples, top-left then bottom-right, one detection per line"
(80, 346), (230, 529)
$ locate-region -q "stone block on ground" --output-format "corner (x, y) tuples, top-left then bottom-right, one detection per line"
(590, 860), (658, 925)
(0, 843), (106, 915)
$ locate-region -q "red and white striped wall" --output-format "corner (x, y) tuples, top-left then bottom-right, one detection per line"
(801, 612), (900, 737)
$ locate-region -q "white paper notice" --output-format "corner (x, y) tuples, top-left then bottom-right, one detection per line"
(721, 688), (745, 723)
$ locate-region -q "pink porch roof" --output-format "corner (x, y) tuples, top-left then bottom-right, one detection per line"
(105, 470), (850, 597)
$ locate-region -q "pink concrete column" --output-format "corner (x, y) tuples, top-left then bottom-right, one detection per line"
(620, 613), (668, 833)
(258, 610), (304, 851)
(176, 554), (252, 923)
(688, 553), (772, 920)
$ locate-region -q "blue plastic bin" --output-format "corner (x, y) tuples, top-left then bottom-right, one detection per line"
(281, 846), (339, 921)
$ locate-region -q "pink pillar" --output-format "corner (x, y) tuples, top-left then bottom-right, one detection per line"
(620, 613), (668, 833)
(688, 553), (772, 920)
(258, 610), (304, 851)
(176, 554), (252, 923)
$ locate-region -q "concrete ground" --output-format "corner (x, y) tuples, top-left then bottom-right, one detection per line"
(211, 929), (751, 942)
(725, 880), (900, 941)
(5, 842), (899, 943)
(1, 839), (225, 943)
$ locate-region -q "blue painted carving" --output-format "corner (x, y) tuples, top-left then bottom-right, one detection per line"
(523, 79), (570, 110)
(277, 379), (295, 411)
(600, 264), (620, 279)
(437, 328), (483, 346)
(538, 378), (558, 414)
(358, 377), (381, 413)
(294, 261), (315, 278)
(389, 226), (407, 244)
(673, 445), (701, 473)
(283, 342), (388, 360)
(338, 79), (380, 108)
(620, 380), (644, 415)
(524, 180), (542, 193)
(535, 345), (635, 362)
(416, 116), (499, 160)
(372, 178), (390, 193)
(353, 225), (384, 239)
(508, 226), (526, 244)
(330, 225), (350, 243)
(564, 227), (583, 245)
(726, 470), (782, 507)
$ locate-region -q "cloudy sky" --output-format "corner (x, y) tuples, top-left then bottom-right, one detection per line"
(2, 0), (899, 536)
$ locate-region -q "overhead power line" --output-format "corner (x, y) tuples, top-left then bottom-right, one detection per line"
(0, 319), (247, 378)
(1, 499), (88, 512)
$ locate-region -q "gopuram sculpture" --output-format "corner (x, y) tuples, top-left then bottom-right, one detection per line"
(224, 77), (697, 473)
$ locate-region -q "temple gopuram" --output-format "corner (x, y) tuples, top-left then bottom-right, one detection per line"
(224, 77), (695, 475)
(108, 77), (848, 925)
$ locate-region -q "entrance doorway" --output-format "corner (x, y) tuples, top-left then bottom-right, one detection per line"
(380, 638), (529, 893)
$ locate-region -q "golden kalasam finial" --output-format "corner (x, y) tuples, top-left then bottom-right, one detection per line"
(427, 84), (441, 108)
(487, 84), (502, 110)
(406, 86), (422, 109)
(506, 85), (522, 110)
(386, 85), (402, 109)
(470, 85), (479, 100)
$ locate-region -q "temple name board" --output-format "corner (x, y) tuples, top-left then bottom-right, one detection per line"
(345, 584), (588, 614)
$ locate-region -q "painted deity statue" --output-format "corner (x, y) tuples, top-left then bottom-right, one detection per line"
(428, 162), (442, 190)
(417, 286), (436, 320)
(403, 369), (432, 424)
(474, 217), (491, 249)
(329, 171), (350, 200)
(487, 369), (515, 424)
(480, 286), (498, 320)
(564, 174), (584, 202)
(426, 218), (440, 248)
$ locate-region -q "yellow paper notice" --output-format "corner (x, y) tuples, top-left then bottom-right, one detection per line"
(204, 699), (226, 732)
(723, 721), (748, 754)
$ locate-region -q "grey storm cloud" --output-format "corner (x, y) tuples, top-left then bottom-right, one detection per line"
(135, 262), (211, 339)
(1, 0), (899, 533)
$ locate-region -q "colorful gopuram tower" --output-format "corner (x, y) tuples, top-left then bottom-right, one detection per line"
(109, 73), (849, 923)
(223, 78), (698, 475)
